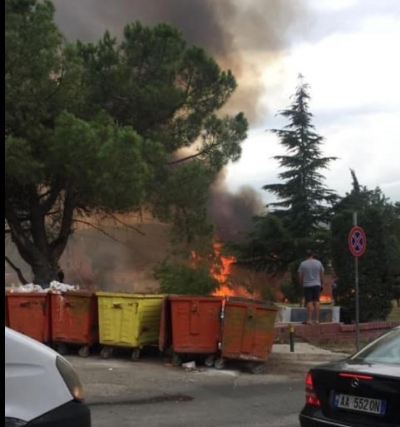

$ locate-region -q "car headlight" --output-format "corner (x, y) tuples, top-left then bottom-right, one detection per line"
(56, 356), (85, 402)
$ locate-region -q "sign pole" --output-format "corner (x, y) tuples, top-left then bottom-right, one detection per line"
(353, 212), (360, 351)
(348, 219), (366, 352)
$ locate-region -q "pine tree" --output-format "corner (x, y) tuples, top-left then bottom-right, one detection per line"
(263, 75), (337, 238)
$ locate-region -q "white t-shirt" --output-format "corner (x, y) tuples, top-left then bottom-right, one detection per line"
(298, 259), (324, 288)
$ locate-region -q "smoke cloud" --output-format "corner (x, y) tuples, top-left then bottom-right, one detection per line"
(52, 0), (306, 123)
(208, 170), (265, 241)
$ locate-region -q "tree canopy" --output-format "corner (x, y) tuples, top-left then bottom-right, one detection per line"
(331, 171), (400, 321)
(5, 0), (248, 284)
(263, 76), (337, 238)
(233, 77), (337, 302)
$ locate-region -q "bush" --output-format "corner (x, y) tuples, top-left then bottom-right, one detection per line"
(261, 286), (277, 303)
(280, 280), (302, 304)
(153, 260), (219, 296)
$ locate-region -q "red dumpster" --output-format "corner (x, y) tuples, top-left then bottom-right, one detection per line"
(217, 296), (278, 374)
(50, 291), (98, 357)
(159, 295), (224, 366)
(7, 292), (51, 343)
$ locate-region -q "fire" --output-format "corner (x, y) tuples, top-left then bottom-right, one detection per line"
(189, 242), (260, 298)
(210, 242), (255, 298)
(210, 243), (235, 283)
(320, 295), (333, 303)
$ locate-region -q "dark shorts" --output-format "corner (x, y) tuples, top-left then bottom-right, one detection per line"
(304, 286), (321, 303)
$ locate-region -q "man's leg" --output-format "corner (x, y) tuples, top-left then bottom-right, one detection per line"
(314, 301), (320, 323)
(313, 287), (321, 323)
(306, 302), (314, 323)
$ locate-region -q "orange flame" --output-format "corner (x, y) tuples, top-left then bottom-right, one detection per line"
(320, 294), (333, 303)
(189, 242), (261, 299)
(210, 242), (257, 298)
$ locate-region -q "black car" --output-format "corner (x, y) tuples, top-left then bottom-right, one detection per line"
(299, 326), (400, 427)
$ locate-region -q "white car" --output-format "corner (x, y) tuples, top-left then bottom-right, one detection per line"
(5, 327), (91, 427)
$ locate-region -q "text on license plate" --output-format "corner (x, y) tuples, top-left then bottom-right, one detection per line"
(334, 394), (386, 415)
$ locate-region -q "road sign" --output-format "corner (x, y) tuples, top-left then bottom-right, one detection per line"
(348, 226), (367, 257)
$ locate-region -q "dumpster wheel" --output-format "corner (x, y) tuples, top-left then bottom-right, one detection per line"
(171, 353), (182, 367)
(204, 355), (215, 368)
(214, 357), (225, 370)
(100, 346), (113, 359)
(78, 345), (90, 358)
(250, 363), (267, 375)
(131, 348), (140, 362)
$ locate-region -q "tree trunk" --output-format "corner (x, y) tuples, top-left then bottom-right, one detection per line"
(31, 259), (60, 288)
(5, 188), (75, 287)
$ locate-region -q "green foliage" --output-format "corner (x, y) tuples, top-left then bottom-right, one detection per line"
(280, 280), (302, 304)
(231, 214), (294, 274)
(331, 176), (395, 321)
(153, 161), (215, 245)
(233, 77), (336, 281)
(261, 286), (277, 303)
(5, 0), (247, 283)
(153, 260), (219, 296)
(332, 172), (400, 321)
(77, 22), (238, 152)
(263, 77), (337, 239)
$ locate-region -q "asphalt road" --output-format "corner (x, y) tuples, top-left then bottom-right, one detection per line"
(69, 353), (308, 427)
(89, 381), (304, 427)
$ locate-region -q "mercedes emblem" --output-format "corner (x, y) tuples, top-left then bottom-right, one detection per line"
(351, 378), (359, 388)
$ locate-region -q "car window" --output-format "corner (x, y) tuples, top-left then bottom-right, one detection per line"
(350, 329), (400, 365)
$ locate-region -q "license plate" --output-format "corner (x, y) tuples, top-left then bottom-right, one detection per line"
(333, 393), (386, 415)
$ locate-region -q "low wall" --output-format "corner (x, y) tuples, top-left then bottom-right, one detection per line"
(276, 305), (340, 323)
(274, 321), (400, 345)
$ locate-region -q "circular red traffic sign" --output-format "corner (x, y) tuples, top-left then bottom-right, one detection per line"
(348, 226), (367, 257)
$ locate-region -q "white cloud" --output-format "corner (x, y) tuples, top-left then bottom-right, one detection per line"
(226, 0), (400, 203)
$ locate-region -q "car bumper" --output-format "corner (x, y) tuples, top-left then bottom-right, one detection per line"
(300, 412), (352, 427)
(26, 400), (91, 427)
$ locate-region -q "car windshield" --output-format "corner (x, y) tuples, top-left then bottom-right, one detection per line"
(350, 329), (400, 365)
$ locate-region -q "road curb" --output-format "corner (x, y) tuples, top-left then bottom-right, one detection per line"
(269, 352), (348, 364)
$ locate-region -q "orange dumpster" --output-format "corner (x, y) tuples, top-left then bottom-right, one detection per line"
(216, 296), (278, 374)
(7, 292), (51, 343)
(159, 295), (224, 366)
(50, 291), (98, 357)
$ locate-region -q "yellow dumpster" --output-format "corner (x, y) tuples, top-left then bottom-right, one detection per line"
(96, 292), (164, 361)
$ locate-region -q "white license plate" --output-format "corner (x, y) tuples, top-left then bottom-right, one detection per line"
(334, 393), (386, 415)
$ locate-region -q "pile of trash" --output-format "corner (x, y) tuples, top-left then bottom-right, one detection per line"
(8, 281), (78, 294)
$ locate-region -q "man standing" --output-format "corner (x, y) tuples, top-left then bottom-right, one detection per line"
(298, 250), (324, 324)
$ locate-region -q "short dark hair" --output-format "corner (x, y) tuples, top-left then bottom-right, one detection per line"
(306, 249), (314, 257)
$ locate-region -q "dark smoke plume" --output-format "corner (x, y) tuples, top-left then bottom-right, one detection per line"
(207, 170), (265, 241)
(52, 0), (306, 122)
(48, 0), (306, 264)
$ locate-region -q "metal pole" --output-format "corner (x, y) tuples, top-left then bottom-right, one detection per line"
(289, 324), (295, 353)
(353, 212), (360, 351)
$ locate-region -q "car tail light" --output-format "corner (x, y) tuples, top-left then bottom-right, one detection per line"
(305, 372), (321, 407)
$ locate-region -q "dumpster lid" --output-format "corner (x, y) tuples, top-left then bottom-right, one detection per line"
(225, 296), (277, 308)
(50, 290), (95, 297)
(95, 291), (165, 299)
(168, 295), (224, 301)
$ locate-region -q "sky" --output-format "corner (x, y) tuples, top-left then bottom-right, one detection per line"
(51, 0), (400, 205)
(225, 0), (400, 205)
